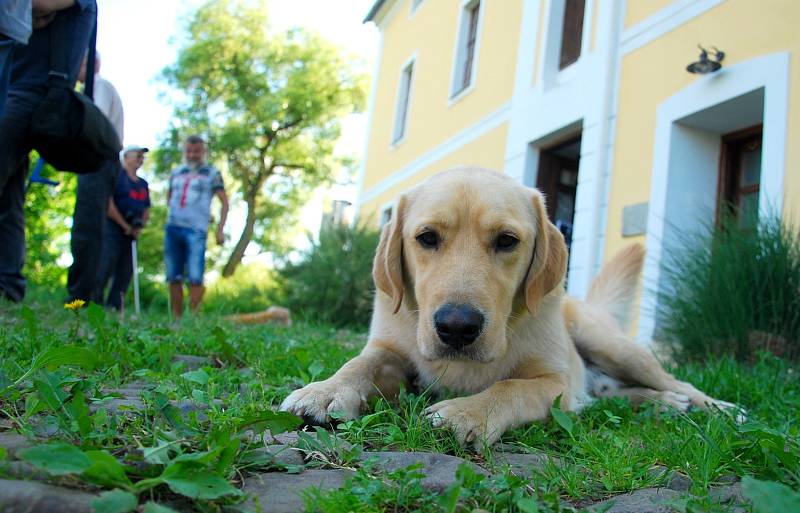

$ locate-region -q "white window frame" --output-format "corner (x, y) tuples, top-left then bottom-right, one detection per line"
(538, 0), (593, 89)
(391, 54), (416, 146)
(380, 202), (395, 228)
(449, 0), (484, 103)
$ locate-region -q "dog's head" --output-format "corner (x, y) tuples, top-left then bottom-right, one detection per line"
(373, 167), (568, 362)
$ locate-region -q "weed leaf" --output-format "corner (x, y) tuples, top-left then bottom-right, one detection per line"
(90, 489), (137, 513)
(237, 410), (302, 435)
(19, 443), (92, 475)
(162, 463), (241, 499)
(84, 450), (133, 488)
(550, 396), (574, 437)
(742, 476), (800, 513)
(142, 503), (180, 513)
(181, 369), (209, 386)
(516, 497), (540, 513)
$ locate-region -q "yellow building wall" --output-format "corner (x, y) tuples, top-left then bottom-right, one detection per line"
(362, 0), (522, 192)
(360, 122), (509, 224)
(606, 0), (800, 260)
(624, 0), (675, 28)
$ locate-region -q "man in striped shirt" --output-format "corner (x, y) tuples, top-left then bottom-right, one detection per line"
(164, 135), (229, 319)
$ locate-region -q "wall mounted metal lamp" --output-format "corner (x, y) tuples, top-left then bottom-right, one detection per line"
(686, 45), (725, 74)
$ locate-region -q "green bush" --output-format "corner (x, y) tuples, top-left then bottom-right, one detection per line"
(659, 214), (800, 362)
(278, 222), (380, 328)
(203, 262), (283, 314)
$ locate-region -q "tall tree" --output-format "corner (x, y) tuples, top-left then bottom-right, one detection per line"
(161, 0), (367, 276)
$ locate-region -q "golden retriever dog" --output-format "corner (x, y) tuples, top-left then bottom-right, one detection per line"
(281, 167), (739, 448)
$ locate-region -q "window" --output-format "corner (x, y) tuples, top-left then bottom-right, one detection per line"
(558, 0), (585, 70)
(380, 206), (393, 228)
(452, 0), (481, 97)
(718, 125), (763, 229)
(392, 60), (414, 144)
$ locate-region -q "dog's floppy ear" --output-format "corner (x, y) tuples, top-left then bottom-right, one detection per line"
(373, 195), (406, 314)
(524, 190), (568, 314)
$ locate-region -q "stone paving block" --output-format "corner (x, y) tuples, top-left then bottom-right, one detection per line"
(172, 354), (211, 370)
(247, 445), (306, 468)
(587, 487), (683, 513)
(0, 479), (96, 513)
(492, 451), (554, 478)
(0, 461), (50, 481)
(0, 432), (32, 459)
(360, 451), (489, 492)
(242, 469), (354, 513)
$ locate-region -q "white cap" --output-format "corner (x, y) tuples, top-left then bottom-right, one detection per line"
(122, 145), (149, 156)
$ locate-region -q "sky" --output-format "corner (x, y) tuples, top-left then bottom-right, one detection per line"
(94, 0), (380, 258)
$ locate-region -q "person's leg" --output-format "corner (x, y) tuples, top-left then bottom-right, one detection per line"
(107, 235), (132, 310)
(67, 160), (118, 302)
(0, 159), (27, 302)
(187, 229), (208, 313)
(164, 225), (187, 319)
(0, 39), (17, 121)
(96, 222), (121, 305)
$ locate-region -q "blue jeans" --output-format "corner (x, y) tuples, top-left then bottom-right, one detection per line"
(164, 224), (207, 285)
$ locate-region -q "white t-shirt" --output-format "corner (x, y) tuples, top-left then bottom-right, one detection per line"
(93, 75), (124, 142)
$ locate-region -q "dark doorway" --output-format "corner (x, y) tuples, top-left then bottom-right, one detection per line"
(536, 135), (581, 251)
(718, 125), (762, 230)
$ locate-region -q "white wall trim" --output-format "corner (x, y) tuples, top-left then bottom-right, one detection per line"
(637, 52), (790, 344)
(354, 29), (386, 223)
(358, 101), (512, 206)
(621, 0), (725, 56)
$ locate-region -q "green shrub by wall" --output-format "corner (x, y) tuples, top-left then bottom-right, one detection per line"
(659, 215), (800, 362)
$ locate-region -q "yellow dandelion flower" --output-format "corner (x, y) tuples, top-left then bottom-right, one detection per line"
(64, 299), (86, 310)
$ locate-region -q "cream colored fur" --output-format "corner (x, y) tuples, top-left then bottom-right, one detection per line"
(280, 167), (741, 448)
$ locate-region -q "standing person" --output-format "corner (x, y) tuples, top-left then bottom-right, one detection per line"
(96, 145), (149, 310)
(0, 0), (96, 302)
(165, 135), (229, 318)
(0, 1), (31, 120)
(66, 51), (125, 303)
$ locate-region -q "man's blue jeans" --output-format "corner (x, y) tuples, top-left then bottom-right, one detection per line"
(164, 225), (208, 286)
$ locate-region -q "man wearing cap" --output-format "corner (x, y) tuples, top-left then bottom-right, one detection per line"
(165, 135), (228, 318)
(95, 145), (150, 310)
(66, 49), (125, 303)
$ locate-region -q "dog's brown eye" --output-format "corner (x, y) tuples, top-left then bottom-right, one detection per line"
(416, 230), (439, 249)
(495, 233), (519, 252)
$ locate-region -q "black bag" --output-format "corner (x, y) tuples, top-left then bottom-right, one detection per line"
(28, 9), (121, 174)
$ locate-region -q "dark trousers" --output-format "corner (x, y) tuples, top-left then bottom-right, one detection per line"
(67, 160), (119, 302)
(0, 6), (96, 302)
(97, 221), (133, 310)
(0, 90), (38, 302)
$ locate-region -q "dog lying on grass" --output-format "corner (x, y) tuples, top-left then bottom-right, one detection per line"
(281, 167), (740, 448)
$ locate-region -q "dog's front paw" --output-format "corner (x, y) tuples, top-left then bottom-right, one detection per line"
(657, 391), (691, 412)
(706, 398), (748, 423)
(280, 380), (364, 424)
(425, 397), (502, 449)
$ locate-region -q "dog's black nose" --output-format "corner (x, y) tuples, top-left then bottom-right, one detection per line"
(434, 304), (484, 349)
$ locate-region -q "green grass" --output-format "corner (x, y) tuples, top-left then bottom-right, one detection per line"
(0, 297), (798, 512)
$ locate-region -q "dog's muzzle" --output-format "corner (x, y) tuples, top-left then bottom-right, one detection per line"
(433, 303), (484, 349)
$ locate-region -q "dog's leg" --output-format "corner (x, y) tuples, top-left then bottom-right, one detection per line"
(425, 374), (567, 449)
(566, 301), (742, 416)
(280, 341), (409, 424)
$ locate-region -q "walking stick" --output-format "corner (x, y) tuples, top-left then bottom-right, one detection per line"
(131, 239), (141, 316)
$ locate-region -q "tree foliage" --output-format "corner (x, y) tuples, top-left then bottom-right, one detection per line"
(160, 0), (368, 276)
